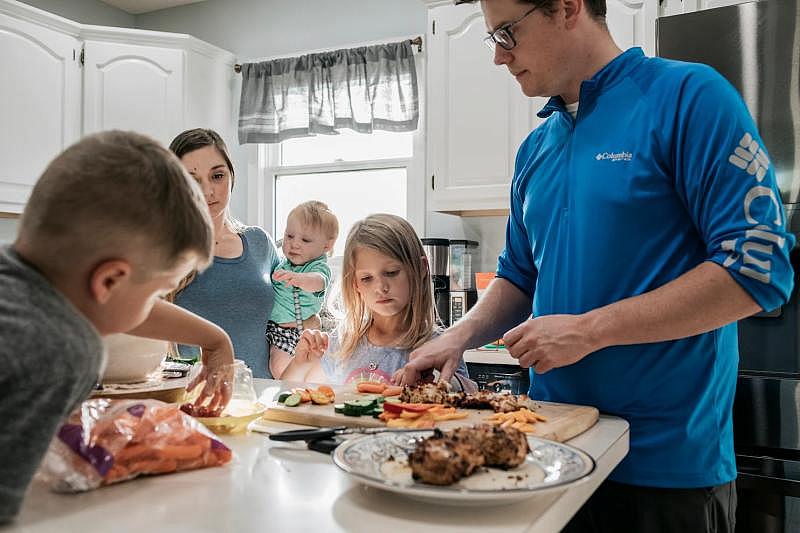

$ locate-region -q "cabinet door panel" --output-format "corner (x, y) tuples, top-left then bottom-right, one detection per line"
(428, 5), (534, 211)
(0, 14), (80, 213)
(607, 0), (655, 55)
(83, 41), (184, 145)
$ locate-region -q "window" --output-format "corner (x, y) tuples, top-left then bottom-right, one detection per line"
(255, 127), (424, 258)
(275, 167), (407, 257)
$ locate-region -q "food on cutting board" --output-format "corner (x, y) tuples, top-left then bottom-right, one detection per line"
(400, 381), (542, 413)
(378, 401), (469, 428)
(408, 424), (529, 486)
(355, 381), (403, 396)
(484, 408), (548, 433)
(39, 399), (233, 492)
(277, 385), (336, 407)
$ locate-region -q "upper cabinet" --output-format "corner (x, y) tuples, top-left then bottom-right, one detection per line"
(660, 0), (751, 17)
(82, 38), (185, 144)
(0, 7), (81, 214)
(0, 0), (235, 214)
(423, 0), (656, 214)
(425, 1), (545, 214)
(606, 0), (658, 56)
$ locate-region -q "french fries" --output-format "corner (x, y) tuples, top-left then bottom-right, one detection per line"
(485, 408), (547, 433)
(378, 405), (469, 429)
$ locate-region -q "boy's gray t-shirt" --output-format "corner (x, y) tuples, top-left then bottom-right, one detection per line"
(320, 330), (469, 385)
(0, 246), (103, 524)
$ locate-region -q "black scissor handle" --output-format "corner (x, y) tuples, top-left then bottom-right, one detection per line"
(268, 426), (346, 442)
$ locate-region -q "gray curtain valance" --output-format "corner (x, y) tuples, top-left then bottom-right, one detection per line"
(238, 40), (419, 144)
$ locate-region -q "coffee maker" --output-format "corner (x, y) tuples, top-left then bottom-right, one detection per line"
(449, 240), (479, 324)
(422, 238), (450, 327)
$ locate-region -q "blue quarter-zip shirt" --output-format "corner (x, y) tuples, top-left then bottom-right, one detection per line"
(497, 48), (794, 487)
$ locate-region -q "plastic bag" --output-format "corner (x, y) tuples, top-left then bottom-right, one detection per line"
(38, 398), (233, 492)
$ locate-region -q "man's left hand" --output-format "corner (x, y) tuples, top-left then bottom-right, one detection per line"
(503, 314), (600, 373)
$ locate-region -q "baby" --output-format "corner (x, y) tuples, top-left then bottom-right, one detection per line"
(267, 201), (338, 378)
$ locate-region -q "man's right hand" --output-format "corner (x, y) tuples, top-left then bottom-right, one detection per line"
(394, 333), (465, 385)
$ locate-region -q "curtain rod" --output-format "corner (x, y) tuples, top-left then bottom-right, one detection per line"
(233, 35), (423, 73)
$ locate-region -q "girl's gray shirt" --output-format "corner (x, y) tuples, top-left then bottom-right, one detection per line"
(320, 329), (470, 386)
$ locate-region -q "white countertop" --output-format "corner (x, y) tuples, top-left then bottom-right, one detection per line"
(9, 380), (628, 533)
(463, 348), (520, 366)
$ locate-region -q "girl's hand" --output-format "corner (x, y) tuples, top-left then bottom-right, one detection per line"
(293, 329), (328, 364)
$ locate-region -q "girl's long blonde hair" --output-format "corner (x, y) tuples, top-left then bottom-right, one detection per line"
(334, 214), (437, 359)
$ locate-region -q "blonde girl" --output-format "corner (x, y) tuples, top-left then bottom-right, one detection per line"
(283, 214), (475, 391)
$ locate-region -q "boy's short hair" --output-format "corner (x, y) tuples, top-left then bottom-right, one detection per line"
(18, 130), (214, 276)
(289, 201), (339, 241)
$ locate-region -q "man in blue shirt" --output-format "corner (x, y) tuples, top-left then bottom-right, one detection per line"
(399, 0), (794, 531)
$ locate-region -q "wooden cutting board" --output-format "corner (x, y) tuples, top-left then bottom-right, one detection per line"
(258, 384), (599, 443)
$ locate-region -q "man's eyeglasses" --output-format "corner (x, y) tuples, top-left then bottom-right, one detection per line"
(483, 6), (538, 51)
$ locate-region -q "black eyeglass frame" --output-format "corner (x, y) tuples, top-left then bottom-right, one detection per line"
(483, 5), (539, 51)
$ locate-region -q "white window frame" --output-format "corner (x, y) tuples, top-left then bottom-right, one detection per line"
(245, 38), (427, 240)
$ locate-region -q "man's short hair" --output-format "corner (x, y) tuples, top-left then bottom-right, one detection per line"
(289, 201), (339, 242)
(455, 0), (607, 20)
(18, 130), (214, 276)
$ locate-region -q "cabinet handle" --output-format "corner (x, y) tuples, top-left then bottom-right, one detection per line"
(431, 174), (435, 190)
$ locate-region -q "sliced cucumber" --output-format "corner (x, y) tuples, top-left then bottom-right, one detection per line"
(334, 403), (346, 414)
(341, 398), (378, 416)
(276, 392), (292, 404)
(283, 393), (302, 407)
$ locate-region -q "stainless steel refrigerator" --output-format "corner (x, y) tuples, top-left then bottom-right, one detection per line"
(657, 1), (800, 531)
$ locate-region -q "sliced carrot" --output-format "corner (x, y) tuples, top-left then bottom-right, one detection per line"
(310, 392), (332, 405)
(382, 386), (402, 397)
(357, 382), (387, 394)
(316, 385), (335, 401)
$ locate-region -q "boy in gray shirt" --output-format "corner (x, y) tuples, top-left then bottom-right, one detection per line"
(0, 131), (235, 523)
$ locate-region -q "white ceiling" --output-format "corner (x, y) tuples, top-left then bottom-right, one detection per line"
(98, 0), (209, 15)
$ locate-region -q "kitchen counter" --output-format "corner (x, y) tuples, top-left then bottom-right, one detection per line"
(463, 347), (519, 366)
(8, 380), (629, 533)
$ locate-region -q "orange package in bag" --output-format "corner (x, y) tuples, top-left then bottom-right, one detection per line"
(39, 398), (233, 492)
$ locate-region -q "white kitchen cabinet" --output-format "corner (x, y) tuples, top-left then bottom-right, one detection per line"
(0, 4), (82, 213)
(82, 38), (184, 146)
(606, 0), (658, 56)
(81, 27), (235, 147)
(0, 0), (235, 214)
(425, 1), (546, 214)
(423, 0), (655, 215)
(659, 0), (749, 18)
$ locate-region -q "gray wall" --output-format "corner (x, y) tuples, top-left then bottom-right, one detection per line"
(18, 0), (136, 27)
(0, 218), (19, 244)
(136, 0), (426, 59)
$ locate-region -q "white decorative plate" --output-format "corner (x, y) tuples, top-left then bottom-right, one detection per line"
(333, 430), (595, 506)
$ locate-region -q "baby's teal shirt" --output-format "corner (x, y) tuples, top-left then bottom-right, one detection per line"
(270, 255), (330, 324)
